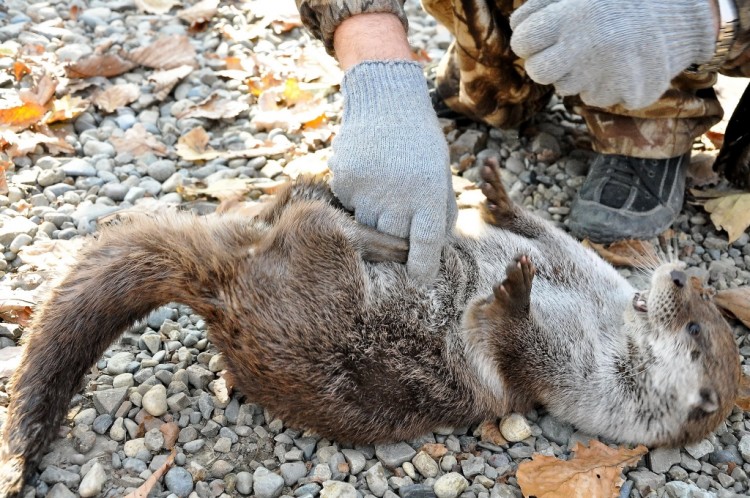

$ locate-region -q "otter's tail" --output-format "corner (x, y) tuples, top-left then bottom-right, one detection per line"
(0, 210), (261, 496)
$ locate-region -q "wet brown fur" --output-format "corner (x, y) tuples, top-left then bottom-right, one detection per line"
(0, 165), (740, 496)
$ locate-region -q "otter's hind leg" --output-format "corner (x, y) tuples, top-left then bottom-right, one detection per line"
(480, 159), (548, 239)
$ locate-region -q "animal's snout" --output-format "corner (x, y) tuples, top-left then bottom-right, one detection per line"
(670, 270), (687, 288)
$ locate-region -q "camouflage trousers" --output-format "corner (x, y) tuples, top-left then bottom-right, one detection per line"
(423, 0), (750, 159)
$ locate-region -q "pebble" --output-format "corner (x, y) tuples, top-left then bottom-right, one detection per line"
(320, 480), (357, 498)
(649, 447), (682, 474)
(686, 440), (715, 460)
(147, 160), (177, 182)
(376, 442), (417, 468)
(629, 469), (666, 495)
(413, 451), (439, 478)
(142, 384), (168, 416)
(92, 387), (128, 416)
(365, 462), (389, 497)
(253, 467), (285, 498)
(165, 466), (194, 496)
(433, 472), (468, 498)
(236, 471), (254, 495)
(342, 449), (366, 474)
(280, 461), (307, 485)
(46, 483), (77, 498)
(78, 462), (107, 497)
(500, 414), (532, 442)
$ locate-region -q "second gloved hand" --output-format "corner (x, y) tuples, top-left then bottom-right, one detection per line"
(509, 0), (717, 109)
(330, 61), (457, 285)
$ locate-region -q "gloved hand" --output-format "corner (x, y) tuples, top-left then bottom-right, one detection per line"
(330, 60), (458, 285)
(509, 0), (717, 109)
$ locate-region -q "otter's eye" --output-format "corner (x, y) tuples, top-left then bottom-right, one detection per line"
(687, 322), (701, 336)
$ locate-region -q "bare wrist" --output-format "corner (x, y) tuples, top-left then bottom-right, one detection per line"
(334, 13), (413, 70)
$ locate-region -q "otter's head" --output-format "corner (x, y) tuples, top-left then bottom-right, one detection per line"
(629, 262), (740, 446)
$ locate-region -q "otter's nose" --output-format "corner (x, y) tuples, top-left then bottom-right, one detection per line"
(670, 270), (687, 288)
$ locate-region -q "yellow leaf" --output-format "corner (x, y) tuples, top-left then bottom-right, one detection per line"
(704, 193), (750, 243)
(0, 102), (47, 131)
(517, 441), (647, 498)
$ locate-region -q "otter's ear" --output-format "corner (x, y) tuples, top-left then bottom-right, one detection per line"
(698, 387), (719, 413)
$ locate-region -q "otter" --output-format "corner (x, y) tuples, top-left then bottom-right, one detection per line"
(0, 161), (740, 496)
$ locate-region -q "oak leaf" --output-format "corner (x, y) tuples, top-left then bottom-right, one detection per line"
(517, 440), (647, 498)
(582, 239), (659, 268)
(149, 65), (194, 100)
(92, 84), (140, 113)
(126, 35), (197, 69)
(175, 93), (248, 120)
(65, 54), (136, 78)
(109, 123), (168, 157)
(703, 192), (750, 243)
(714, 287), (750, 329)
(134, 0), (181, 14)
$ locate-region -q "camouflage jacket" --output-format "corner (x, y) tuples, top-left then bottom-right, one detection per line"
(296, 0), (750, 61)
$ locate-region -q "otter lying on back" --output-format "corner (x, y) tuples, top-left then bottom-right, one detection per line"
(0, 161), (740, 496)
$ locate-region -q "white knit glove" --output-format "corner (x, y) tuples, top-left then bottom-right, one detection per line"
(331, 61), (458, 285)
(509, 0), (717, 109)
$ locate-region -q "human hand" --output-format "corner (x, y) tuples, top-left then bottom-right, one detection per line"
(330, 61), (457, 285)
(509, 0), (717, 109)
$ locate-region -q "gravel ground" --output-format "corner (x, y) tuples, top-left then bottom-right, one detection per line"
(1, 1), (750, 497)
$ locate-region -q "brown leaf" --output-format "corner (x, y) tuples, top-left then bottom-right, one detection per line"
(582, 239), (659, 268)
(19, 73), (57, 106)
(175, 126), (290, 161)
(126, 35), (197, 70)
(0, 129), (73, 159)
(715, 287), (750, 329)
(13, 61), (31, 81)
(689, 187), (747, 200)
(123, 448), (176, 498)
(215, 197), (267, 218)
(65, 54), (137, 79)
(284, 149), (330, 179)
(45, 95), (89, 124)
(177, 0), (218, 27)
(0, 159), (8, 195)
(175, 93), (248, 120)
(480, 420), (508, 446)
(109, 123), (168, 157)
(149, 65), (194, 100)
(421, 443), (448, 460)
(0, 299), (35, 327)
(179, 178), (256, 201)
(134, 0), (181, 14)
(160, 422), (180, 450)
(703, 193), (750, 243)
(706, 130), (725, 149)
(92, 84), (140, 113)
(517, 441), (648, 498)
(688, 152), (720, 187)
(736, 374), (750, 411)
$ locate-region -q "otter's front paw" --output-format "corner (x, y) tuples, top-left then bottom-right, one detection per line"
(492, 255), (535, 312)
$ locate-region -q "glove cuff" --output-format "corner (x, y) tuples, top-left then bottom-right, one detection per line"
(339, 60), (435, 123)
(651, 1), (718, 73)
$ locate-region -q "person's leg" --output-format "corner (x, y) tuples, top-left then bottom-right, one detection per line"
(567, 31), (750, 243)
(422, 0), (552, 129)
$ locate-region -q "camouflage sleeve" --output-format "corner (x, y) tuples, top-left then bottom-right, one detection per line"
(296, 0), (408, 56)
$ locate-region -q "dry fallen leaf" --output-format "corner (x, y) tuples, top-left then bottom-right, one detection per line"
(109, 123), (168, 157)
(19, 73), (57, 106)
(715, 287), (750, 329)
(149, 65), (194, 100)
(517, 441), (648, 498)
(736, 374), (750, 411)
(703, 193), (750, 244)
(0, 299), (35, 327)
(175, 93), (248, 120)
(0, 102), (47, 132)
(177, 0), (218, 28)
(46, 95), (89, 124)
(480, 420), (508, 446)
(175, 126), (290, 161)
(420, 443), (448, 460)
(134, 0), (181, 14)
(13, 61), (31, 81)
(0, 129), (73, 159)
(126, 35), (197, 69)
(0, 159), (9, 195)
(582, 239), (659, 268)
(65, 53), (137, 78)
(92, 84), (140, 113)
(284, 149), (330, 179)
(160, 422), (180, 450)
(215, 197), (267, 218)
(688, 152), (720, 187)
(123, 448), (176, 498)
